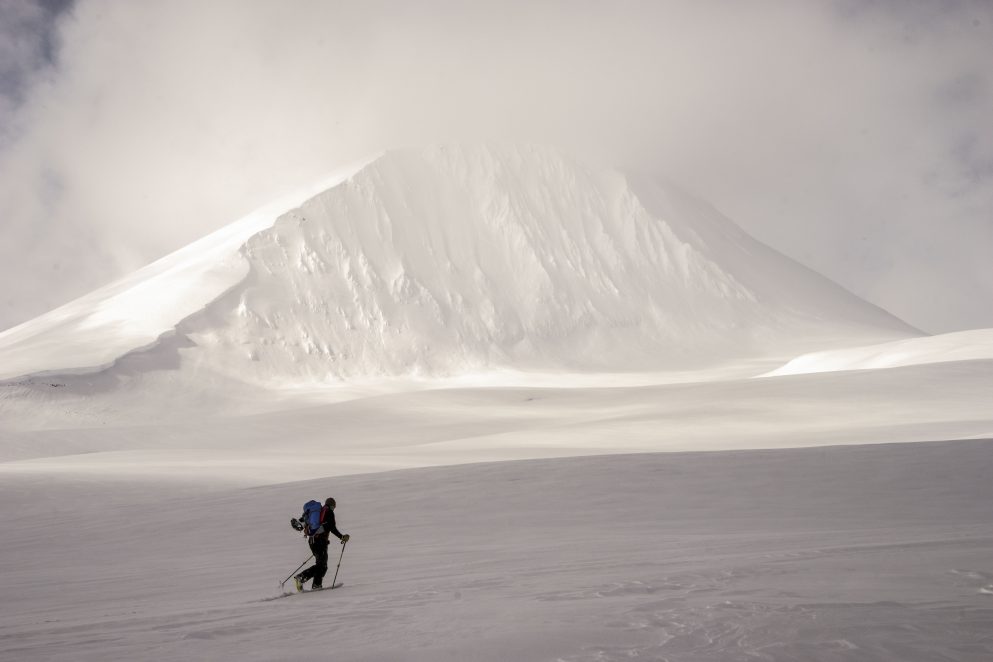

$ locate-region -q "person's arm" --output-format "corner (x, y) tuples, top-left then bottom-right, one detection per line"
(323, 508), (346, 540)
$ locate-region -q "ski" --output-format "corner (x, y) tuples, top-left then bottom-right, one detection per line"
(259, 583), (344, 602)
(290, 582), (344, 597)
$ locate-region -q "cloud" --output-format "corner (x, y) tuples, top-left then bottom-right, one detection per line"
(1, 0), (991, 333)
(0, 1), (70, 127)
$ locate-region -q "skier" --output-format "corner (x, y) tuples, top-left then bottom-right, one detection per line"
(294, 497), (349, 591)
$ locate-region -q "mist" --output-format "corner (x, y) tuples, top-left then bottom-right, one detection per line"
(1, 0), (991, 333)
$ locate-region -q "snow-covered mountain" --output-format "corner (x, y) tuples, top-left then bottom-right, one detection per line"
(3, 146), (991, 662)
(0, 144), (916, 384)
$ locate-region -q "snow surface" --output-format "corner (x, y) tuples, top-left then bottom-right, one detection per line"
(762, 328), (993, 376)
(1, 356), (991, 660)
(1, 441), (991, 661)
(0, 155), (378, 382)
(2, 358), (992, 481)
(1, 144), (991, 660)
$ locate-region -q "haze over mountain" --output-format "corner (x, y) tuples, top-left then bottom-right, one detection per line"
(0, 144), (916, 386)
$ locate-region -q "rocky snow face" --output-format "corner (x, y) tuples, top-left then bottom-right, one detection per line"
(169, 145), (913, 383)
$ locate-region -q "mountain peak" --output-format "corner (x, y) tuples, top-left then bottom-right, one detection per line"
(0, 143), (915, 383)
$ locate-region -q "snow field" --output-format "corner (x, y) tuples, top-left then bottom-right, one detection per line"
(1, 440), (991, 661)
(2, 357), (991, 482)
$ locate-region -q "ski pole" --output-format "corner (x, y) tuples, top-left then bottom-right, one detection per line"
(280, 554), (314, 588)
(330, 540), (347, 588)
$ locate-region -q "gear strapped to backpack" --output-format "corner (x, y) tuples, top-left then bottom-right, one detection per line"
(290, 500), (324, 535)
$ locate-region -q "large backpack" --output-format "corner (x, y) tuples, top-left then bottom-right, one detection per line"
(301, 500), (322, 535)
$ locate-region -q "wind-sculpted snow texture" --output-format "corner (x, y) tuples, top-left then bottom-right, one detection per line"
(173, 145), (912, 384)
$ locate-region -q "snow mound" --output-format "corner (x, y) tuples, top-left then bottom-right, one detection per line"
(761, 328), (993, 377)
(0, 144), (916, 383)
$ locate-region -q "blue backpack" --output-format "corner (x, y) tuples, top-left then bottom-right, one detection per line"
(301, 500), (322, 534)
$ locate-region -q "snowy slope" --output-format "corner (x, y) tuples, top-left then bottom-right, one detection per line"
(762, 328), (993, 376)
(1, 356), (990, 476)
(0, 144), (915, 384)
(2, 441), (991, 661)
(0, 157), (378, 381)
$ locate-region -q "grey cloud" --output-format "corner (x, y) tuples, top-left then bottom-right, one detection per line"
(0, 0), (72, 122)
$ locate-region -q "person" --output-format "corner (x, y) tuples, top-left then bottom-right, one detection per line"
(294, 497), (349, 591)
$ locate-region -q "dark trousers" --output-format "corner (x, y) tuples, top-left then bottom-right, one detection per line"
(300, 536), (329, 586)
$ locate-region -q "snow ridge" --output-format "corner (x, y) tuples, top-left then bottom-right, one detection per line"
(0, 156), (377, 381)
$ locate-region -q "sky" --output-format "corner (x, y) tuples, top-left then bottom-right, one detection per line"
(0, 0), (990, 335)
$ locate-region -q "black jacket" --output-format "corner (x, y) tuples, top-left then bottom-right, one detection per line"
(312, 504), (344, 542)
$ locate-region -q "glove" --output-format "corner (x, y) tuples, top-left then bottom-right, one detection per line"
(290, 518), (304, 532)
(341, 534), (350, 543)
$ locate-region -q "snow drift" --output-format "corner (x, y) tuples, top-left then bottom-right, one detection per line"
(0, 144), (916, 384)
(762, 328), (993, 376)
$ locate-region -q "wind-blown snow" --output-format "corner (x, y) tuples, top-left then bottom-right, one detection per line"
(0, 144), (914, 384)
(762, 328), (993, 376)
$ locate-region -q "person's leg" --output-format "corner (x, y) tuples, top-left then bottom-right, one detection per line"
(297, 539), (322, 582)
(311, 540), (330, 587)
